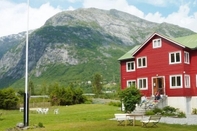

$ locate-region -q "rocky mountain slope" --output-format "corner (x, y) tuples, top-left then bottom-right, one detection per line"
(0, 8), (195, 89)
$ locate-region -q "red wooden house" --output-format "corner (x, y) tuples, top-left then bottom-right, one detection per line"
(118, 32), (197, 114)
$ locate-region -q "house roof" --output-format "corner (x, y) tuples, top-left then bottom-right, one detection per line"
(118, 32), (197, 61)
(172, 34), (197, 49)
(118, 45), (140, 61)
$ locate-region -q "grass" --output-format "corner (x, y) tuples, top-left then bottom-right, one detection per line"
(0, 104), (197, 131)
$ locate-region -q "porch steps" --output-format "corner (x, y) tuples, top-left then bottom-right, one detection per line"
(132, 97), (162, 114)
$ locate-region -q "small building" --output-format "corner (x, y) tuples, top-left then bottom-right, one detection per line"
(118, 32), (197, 114)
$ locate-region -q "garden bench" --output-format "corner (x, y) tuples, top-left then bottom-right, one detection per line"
(141, 115), (161, 127)
(114, 114), (133, 126)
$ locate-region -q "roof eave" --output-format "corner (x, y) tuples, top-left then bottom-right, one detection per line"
(132, 32), (186, 56)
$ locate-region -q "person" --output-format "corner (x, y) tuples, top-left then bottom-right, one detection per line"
(155, 90), (160, 100)
(140, 96), (146, 106)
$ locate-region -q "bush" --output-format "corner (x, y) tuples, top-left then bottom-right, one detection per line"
(145, 110), (155, 115)
(119, 87), (141, 113)
(38, 122), (44, 128)
(145, 106), (186, 118)
(108, 101), (121, 107)
(50, 84), (87, 106)
(192, 108), (197, 114)
(153, 107), (163, 115)
(163, 106), (176, 113)
(0, 88), (19, 110)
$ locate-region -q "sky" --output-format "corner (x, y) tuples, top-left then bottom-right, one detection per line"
(0, 0), (197, 37)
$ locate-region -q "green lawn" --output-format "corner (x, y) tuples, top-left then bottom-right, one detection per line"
(0, 104), (197, 131)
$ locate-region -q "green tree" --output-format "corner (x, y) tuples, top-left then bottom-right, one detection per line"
(119, 87), (141, 113)
(0, 88), (19, 109)
(28, 80), (35, 96)
(50, 83), (61, 106)
(72, 87), (86, 104)
(92, 73), (103, 96)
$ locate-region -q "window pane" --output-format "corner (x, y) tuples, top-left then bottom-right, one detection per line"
(128, 63), (131, 70)
(184, 52), (189, 63)
(143, 79), (146, 88)
(172, 77), (175, 86)
(131, 63), (134, 69)
(138, 59), (140, 67)
(143, 58), (146, 66)
(171, 54), (175, 62)
(132, 81), (135, 87)
(128, 82), (131, 87)
(176, 53), (180, 62)
(177, 76), (181, 86)
(139, 80), (142, 88)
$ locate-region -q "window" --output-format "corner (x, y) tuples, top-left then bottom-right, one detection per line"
(127, 80), (136, 87)
(153, 38), (162, 48)
(184, 51), (190, 64)
(184, 75), (190, 88)
(169, 51), (181, 64)
(137, 57), (147, 68)
(170, 75), (182, 88)
(137, 78), (148, 89)
(126, 61), (135, 72)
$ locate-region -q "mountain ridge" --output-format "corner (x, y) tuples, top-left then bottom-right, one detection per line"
(0, 8), (195, 89)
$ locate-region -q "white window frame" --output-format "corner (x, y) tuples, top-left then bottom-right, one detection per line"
(127, 80), (136, 88)
(152, 38), (162, 48)
(184, 74), (190, 88)
(170, 74), (182, 88)
(137, 78), (148, 90)
(169, 51), (181, 64)
(184, 51), (190, 64)
(196, 75), (197, 87)
(137, 56), (147, 68)
(126, 61), (135, 72)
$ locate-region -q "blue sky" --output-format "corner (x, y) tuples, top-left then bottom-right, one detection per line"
(0, 0), (197, 37)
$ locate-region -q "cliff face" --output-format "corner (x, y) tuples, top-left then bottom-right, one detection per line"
(0, 8), (195, 88)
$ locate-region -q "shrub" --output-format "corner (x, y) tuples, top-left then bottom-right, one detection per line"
(108, 101), (121, 107)
(49, 84), (87, 106)
(0, 88), (19, 110)
(177, 111), (186, 118)
(192, 108), (197, 114)
(38, 122), (44, 128)
(153, 107), (163, 115)
(119, 87), (141, 113)
(163, 106), (176, 113)
(145, 110), (155, 115)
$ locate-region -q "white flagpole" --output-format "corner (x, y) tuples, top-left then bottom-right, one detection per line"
(24, 0), (29, 127)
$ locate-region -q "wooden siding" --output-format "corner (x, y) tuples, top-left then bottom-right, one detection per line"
(120, 34), (197, 97)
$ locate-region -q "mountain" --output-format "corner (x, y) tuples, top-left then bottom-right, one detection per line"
(0, 8), (195, 89)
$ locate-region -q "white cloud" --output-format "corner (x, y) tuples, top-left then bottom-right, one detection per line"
(68, 0), (82, 3)
(0, 0), (197, 37)
(82, 0), (197, 32)
(144, 4), (197, 32)
(0, 1), (61, 37)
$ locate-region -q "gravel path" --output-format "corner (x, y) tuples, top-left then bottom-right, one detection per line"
(134, 114), (197, 125)
(159, 115), (197, 125)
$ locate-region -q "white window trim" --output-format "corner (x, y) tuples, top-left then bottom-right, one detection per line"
(137, 56), (147, 68)
(127, 80), (136, 88)
(137, 77), (148, 90)
(169, 51), (182, 64)
(170, 74), (183, 89)
(152, 38), (162, 48)
(184, 74), (190, 88)
(184, 51), (190, 64)
(196, 75), (197, 88)
(126, 61), (135, 72)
